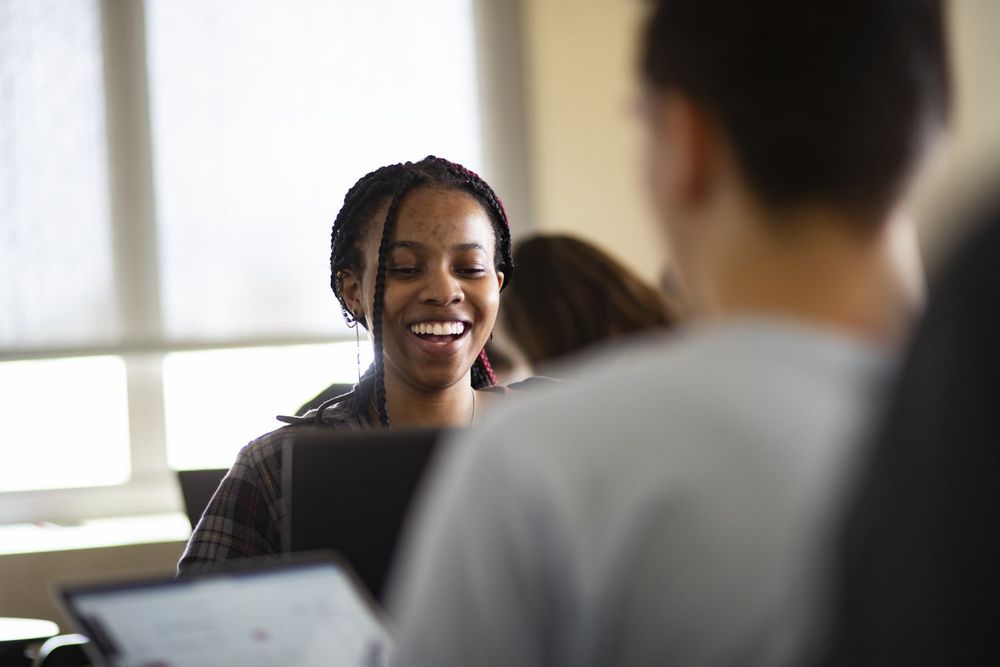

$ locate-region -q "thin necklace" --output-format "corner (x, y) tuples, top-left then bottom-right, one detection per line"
(370, 388), (477, 426)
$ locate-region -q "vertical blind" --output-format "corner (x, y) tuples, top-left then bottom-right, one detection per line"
(146, 0), (483, 342)
(0, 0), (119, 350)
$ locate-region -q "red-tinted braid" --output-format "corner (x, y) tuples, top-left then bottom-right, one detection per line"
(477, 349), (498, 386)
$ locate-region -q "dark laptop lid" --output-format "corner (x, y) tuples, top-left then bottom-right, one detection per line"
(57, 552), (392, 667)
(282, 428), (447, 603)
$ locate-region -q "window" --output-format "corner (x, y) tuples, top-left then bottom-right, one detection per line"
(0, 0), (117, 350)
(145, 0), (482, 341)
(0, 0), (486, 524)
(163, 343), (374, 470)
(0, 357), (130, 492)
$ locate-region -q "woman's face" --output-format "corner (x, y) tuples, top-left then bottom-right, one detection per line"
(342, 187), (504, 393)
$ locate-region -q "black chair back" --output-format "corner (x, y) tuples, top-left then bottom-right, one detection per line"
(177, 468), (227, 528)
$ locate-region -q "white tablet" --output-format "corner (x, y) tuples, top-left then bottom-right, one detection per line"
(57, 553), (392, 667)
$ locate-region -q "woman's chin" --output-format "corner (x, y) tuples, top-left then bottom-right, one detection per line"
(393, 362), (475, 394)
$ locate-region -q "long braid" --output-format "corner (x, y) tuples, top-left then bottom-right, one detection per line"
(371, 174), (419, 426)
(470, 352), (496, 389)
(330, 164), (407, 318)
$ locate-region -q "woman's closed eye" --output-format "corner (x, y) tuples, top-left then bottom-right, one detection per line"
(388, 264), (488, 278)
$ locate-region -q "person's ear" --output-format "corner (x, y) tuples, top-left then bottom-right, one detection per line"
(338, 269), (366, 324)
(495, 270), (505, 292)
(658, 93), (714, 207)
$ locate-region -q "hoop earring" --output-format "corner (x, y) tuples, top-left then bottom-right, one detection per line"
(336, 299), (362, 384)
(335, 271), (357, 328)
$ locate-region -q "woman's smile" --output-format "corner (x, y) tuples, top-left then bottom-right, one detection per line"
(406, 319), (473, 357)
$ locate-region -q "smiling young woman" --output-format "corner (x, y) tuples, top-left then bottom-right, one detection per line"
(335, 183), (507, 427)
(178, 156), (536, 572)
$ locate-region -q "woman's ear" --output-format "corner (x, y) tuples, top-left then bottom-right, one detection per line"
(495, 270), (505, 291)
(339, 269), (365, 323)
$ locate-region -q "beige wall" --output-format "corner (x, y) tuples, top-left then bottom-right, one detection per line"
(519, 0), (1000, 278)
(519, 0), (663, 283)
(916, 0), (1000, 264)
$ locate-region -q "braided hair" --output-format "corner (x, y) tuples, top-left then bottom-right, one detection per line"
(330, 156), (514, 426)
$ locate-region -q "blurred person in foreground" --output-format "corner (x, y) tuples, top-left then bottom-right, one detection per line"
(388, 0), (951, 665)
(822, 186), (1000, 666)
(500, 233), (678, 376)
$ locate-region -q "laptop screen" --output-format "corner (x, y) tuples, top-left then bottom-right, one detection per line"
(60, 557), (391, 667)
(284, 427), (446, 602)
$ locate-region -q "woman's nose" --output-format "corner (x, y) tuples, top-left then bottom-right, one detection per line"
(419, 267), (464, 306)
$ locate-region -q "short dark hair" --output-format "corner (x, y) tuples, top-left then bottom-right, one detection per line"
(640, 0), (952, 225)
(501, 234), (677, 366)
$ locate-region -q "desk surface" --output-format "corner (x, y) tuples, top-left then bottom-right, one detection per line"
(0, 617), (59, 645)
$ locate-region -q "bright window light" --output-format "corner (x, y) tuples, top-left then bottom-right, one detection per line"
(163, 342), (374, 470)
(0, 356), (130, 492)
(0, 0), (118, 350)
(145, 0), (482, 342)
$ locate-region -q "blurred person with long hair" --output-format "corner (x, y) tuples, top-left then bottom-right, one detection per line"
(501, 234), (678, 373)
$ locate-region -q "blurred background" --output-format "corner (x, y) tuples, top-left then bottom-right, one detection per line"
(1, 0), (998, 630)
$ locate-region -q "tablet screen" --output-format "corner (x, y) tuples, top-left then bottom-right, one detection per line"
(64, 560), (391, 667)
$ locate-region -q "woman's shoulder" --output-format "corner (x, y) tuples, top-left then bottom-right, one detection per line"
(238, 401), (368, 467)
(275, 390), (369, 431)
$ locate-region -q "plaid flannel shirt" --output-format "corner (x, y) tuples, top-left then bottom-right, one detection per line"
(176, 389), (368, 575)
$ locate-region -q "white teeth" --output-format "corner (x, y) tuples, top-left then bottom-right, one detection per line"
(410, 321), (465, 336)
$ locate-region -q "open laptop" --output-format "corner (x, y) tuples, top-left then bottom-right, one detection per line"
(57, 553), (392, 667)
(283, 427), (448, 602)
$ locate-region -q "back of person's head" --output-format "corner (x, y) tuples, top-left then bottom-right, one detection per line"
(822, 183), (1000, 665)
(501, 234), (677, 367)
(640, 0), (951, 227)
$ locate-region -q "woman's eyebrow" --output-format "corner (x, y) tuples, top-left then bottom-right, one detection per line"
(454, 242), (487, 252)
(389, 241), (487, 252)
